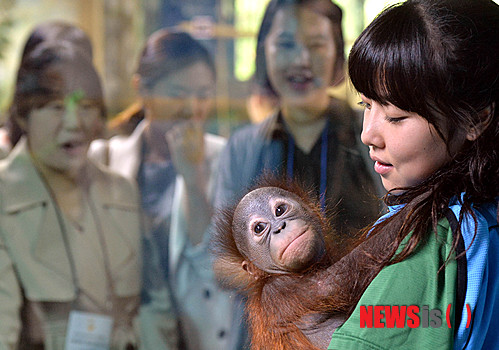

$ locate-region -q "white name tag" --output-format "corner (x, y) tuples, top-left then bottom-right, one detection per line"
(65, 310), (113, 350)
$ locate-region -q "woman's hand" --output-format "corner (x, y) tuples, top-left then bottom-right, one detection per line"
(165, 119), (206, 185)
(165, 119), (212, 246)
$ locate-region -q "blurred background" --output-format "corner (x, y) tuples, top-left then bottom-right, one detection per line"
(1, 0), (497, 136)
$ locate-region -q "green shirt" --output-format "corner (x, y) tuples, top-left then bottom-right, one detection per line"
(329, 218), (457, 350)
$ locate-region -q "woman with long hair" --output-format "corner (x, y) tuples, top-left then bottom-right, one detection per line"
(328, 0), (499, 348)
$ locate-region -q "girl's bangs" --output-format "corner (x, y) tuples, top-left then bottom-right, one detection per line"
(348, 3), (430, 114)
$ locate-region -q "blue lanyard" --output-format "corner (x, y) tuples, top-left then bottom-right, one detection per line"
(287, 122), (329, 211)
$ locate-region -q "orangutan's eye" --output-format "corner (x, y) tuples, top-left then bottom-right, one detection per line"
(275, 204), (287, 217)
(253, 222), (267, 235)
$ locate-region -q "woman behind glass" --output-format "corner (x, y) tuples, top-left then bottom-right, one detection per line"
(214, 0), (383, 236)
(0, 42), (142, 349)
(90, 30), (245, 350)
(1, 21), (94, 157)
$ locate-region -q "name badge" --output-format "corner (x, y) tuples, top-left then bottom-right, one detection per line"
(65, 310), (113, 350)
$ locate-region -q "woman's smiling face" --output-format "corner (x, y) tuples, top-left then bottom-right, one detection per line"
(359, 96), (468, 192)
(264, 4), (337, 108)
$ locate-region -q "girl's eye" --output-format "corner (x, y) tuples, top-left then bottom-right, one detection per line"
(277, 41), (295, 49)
(357, 101), (371, 110)
(308, 42), (326, 50)
(275, 204), (287, 217)
(253, 222), (267, 235)
(385, 116), (407, 124)
(46, 100), (65, 111)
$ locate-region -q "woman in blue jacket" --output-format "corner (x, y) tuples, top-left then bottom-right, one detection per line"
(215, 0), (383, 237)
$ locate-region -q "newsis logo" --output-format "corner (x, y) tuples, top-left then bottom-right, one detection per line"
(359, 304), (471, 329)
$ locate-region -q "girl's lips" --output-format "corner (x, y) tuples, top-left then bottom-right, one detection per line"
(286, 75), (313, 92)
(374, 160), (393, 175)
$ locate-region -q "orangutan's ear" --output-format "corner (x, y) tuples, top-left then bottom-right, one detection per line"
(242, 260), (260, 280)
(467, 103), (494, 141)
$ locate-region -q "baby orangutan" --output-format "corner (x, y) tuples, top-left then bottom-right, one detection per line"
(211, 180), (399, 350)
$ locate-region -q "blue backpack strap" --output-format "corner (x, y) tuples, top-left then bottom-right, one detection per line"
(444, 208), (468, 337)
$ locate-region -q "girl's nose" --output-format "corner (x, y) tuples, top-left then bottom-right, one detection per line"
(292, 43), (311, 66)
(360, 107), (384, 149)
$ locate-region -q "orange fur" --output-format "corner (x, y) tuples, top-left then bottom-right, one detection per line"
(210, 176), (402, 349)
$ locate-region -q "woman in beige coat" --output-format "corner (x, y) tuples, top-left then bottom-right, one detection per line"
(0, 41), (141, 349)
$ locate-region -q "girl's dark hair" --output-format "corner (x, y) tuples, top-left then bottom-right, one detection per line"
(136, 29), (215, 91)
(255, 0), (345, 97)
(349, 0), (499, 264)
(10, 41), (106, 124)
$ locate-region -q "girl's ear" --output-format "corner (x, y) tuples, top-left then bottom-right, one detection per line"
(466, 103), (495, 141)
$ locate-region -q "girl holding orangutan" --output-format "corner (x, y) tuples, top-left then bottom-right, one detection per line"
(329, 0), (499, 348)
